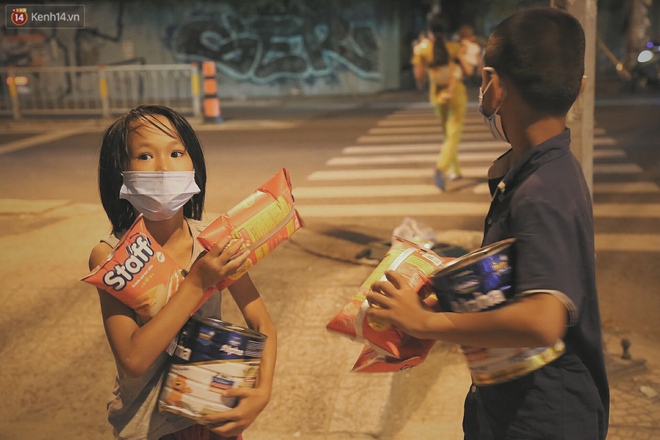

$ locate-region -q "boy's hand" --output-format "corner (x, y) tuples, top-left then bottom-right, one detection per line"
(188, 237), (249, 291)
(203, 385), (271, 437)
(366, 270), (432, 339)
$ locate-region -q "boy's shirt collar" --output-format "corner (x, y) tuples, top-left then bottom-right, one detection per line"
(487, 128), (572, 198)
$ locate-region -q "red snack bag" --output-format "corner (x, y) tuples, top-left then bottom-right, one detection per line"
(197, 168), (304, 291)
(326, 238), (448, 359)
(351, 338), (436, 373)
(351, 293), (441, 373)
(81, 215), (204, 322)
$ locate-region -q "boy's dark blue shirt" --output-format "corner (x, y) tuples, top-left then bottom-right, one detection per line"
(463, 129), (609, 440)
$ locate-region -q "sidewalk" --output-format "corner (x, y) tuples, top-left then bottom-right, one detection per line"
(0, 199), (658, 439)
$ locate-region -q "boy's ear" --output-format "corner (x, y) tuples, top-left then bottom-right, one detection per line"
(578, 75), (587, 97)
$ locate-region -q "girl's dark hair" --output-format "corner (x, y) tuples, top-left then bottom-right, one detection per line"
(427, 13), (449, 68)
(484, 7), (585, 116)
(98, 104), (207, 233)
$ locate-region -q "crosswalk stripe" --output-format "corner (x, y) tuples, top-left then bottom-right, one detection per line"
(328, 149), (628, 166)
(327, 152), (500, 166)
(358, 133), (619, 145)
(594, 233), (660, 252)
(593, 182), (659, 193)
(294, 181), (660, 199)
(344, 141), (509, 154)
(378, 119), (481, 127)
(594, 203), (660, 218)
(369, 126), (488, 135)
(594, 163), (643, 173)
(308, 163), (641, 181)
(297, 202), (489, 217)
(357, 132), (498, 143)
(296, 201), (660, 220)
(307, 168), (483, 180)
(294, 184), (442, 199)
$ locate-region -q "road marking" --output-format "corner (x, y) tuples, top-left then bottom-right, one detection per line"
(593, 182), (659, 193)
(343, 141), (509, 154)
(328, 149), (628, 166)
(594, 163), (643, 173)
(308, 164), (641, 181)
(294, 184), (442, 199)
(327, 152), (501, 166)
(0, 130), (82, 156)
(297, 201), (660, 220)
(369, 125), (489, 134)
(595, 233), (660, 252)
(307, 168), (481, 180)
(357, 132), (498, 143)
(297, 202), (489, 217)
(378, 118), (480, 126)
(296, 181), (660, 199)
(594, 203), (660, 218)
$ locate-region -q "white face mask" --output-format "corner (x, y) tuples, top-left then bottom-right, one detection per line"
(478, 67), (509, 143)
(119, 171), (201, 221)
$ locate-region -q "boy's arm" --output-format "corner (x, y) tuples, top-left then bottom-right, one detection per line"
(367, 270), (567, 348)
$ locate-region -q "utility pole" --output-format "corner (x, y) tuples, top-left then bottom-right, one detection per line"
(560, 0), (598, 196)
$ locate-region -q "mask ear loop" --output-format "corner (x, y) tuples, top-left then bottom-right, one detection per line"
(481, 67), (506, 116)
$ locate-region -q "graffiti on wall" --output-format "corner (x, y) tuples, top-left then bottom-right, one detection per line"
(168, 10), (381, 84)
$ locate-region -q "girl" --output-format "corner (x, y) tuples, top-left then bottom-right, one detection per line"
(412, 13), (469, 191)
(89, 104), (277, 440)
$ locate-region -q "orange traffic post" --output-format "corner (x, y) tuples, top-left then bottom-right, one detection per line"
(201, 61), (223, 124)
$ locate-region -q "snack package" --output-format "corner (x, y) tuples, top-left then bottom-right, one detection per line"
(326, 238), (449, 359)
(351, 338), (436, 373)
(197, 168), (304, 291)
(81, 215), (205, 322)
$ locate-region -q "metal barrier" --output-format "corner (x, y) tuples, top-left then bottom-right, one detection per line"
(0, 64), (201, 119)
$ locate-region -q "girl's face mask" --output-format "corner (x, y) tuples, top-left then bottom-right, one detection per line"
(119, 171), (200, 221)
(478, 67), (509, 143)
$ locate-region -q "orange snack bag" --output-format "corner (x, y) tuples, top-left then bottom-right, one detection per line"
(197, 168), (304, 291)
(351, 338), (436, 373)
(81, 215), (204, 322)
(326, 238), (448, 359)
(351, 293), (440, 373)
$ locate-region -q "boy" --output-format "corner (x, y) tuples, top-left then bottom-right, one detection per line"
(367, 8), (609, 439)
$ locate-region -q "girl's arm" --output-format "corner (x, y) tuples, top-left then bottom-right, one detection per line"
(366, 270), (567, 349)
(203, 273), (277, 437)
(90, 237), (249, 378)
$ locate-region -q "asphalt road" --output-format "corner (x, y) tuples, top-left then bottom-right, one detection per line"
(1, 89), (659, 339)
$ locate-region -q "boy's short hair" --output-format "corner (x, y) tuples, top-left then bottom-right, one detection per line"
(483, 7), (585, 116)
(98, 104), (207, 233)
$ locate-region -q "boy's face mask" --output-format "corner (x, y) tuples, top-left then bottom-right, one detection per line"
(478, 67), (509, 143)
(119, 171), (200, 221)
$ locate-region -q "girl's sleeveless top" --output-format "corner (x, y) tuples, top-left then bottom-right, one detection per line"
(100, 219), (222, 440)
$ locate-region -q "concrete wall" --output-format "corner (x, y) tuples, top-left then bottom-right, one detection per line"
(0, 1), (404, 98)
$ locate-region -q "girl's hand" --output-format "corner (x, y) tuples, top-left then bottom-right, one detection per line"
(202, 385), (271, 437)
(366, 270), (433, 339)
(187, 237), (250, 291)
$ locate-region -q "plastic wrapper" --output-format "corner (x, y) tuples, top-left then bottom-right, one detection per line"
(81, 215), (200, 322)
(197, 168), (304, 292)
(326, 238), (449, 359)
(351, 292), (440, 373)
(351, 338), (436, 373)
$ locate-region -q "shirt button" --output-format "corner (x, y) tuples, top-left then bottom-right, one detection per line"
(487, 218), (492, 225)
(471, 385), (477, 393)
